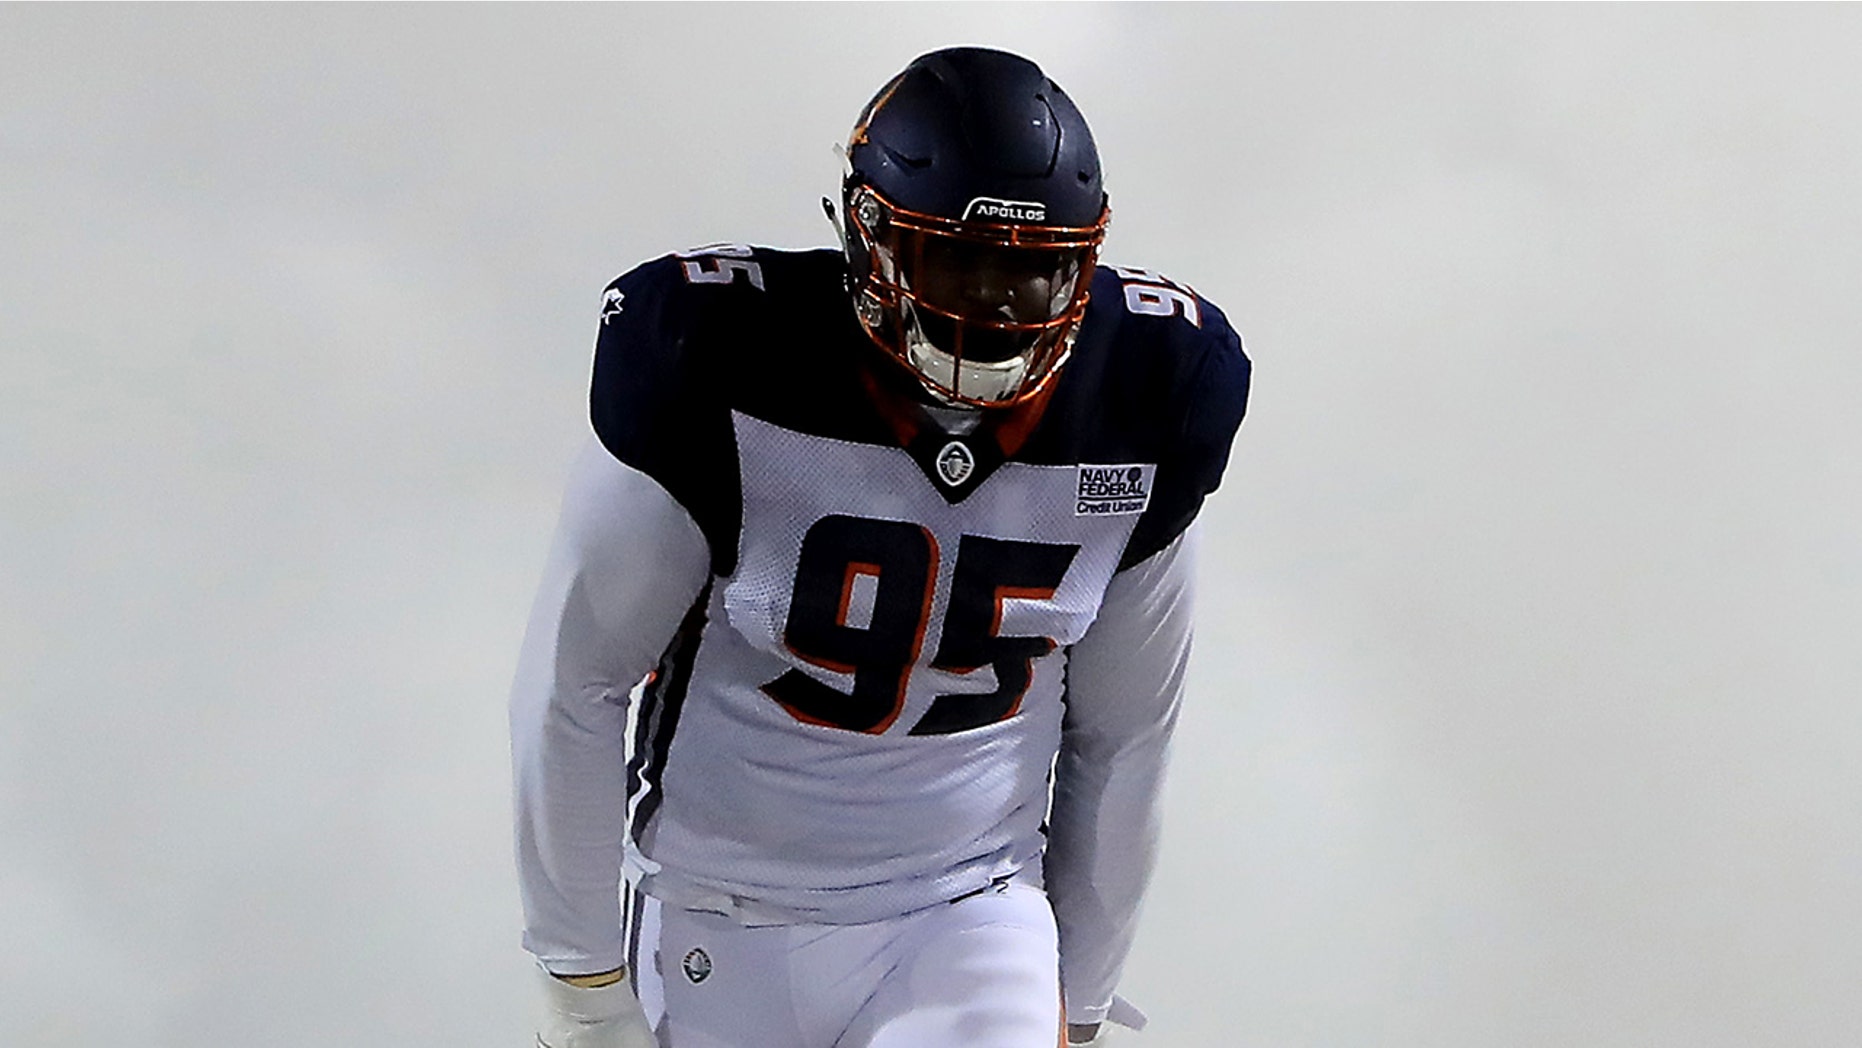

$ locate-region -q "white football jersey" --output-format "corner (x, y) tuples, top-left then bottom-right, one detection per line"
(625, 411), (1151, 921)
(511, 245), (1250, 1023)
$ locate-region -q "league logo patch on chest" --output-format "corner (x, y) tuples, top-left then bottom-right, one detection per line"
(935, 440), (976, 487)
(1075, 464), (1154, 516)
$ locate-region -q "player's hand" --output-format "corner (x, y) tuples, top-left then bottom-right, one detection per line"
(535, 965), (658, 1048)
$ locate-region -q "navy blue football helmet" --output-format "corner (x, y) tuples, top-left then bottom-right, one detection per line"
(839, 48), (1110, 407)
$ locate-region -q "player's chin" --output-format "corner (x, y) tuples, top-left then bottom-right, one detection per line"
(919, 312), (1036, 368)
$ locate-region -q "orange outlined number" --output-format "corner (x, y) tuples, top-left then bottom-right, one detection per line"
(763, 517), (1078, 736)
(764, 515), (936, 734)
(911, 535), (1078, 736)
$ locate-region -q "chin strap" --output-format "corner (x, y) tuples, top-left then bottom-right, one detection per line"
(822, 195), (848, 253)
(824, 141), (854, 252)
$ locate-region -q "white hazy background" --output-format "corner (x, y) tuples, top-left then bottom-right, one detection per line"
(4, 5), (1858, 1046)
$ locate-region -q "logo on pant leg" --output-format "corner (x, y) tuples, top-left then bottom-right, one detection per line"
(681, 947), (712, 984)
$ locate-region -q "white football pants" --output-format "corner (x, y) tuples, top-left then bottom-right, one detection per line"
(629, 880), (1064, 1048)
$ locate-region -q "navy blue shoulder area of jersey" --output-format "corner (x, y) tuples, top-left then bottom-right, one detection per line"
(588, 249), (1250, 575)
(1023, 265), (1252, 569)
(588, 246), (877, 575)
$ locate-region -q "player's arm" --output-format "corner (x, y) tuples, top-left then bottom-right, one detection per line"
(1048, 525), (1198, 1038)
(509, 439), (709, 1038)
(1050, 286), (1249, 1039)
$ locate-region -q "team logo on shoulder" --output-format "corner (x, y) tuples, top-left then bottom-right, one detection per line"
(601, 288), (625, 324)
(961, 196), (1047, 223)
(935, 441), (975, 487)
(1076, 464), (1153, 516)
(681, 947), (712, 984)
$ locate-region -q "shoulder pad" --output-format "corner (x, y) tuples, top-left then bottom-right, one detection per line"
(585, 245), (847, 576)
(1091, 263), (1251, 568)
(587, 248), (773, 576)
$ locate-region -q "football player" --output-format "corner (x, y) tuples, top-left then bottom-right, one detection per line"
(512, 47), (1250, 1047)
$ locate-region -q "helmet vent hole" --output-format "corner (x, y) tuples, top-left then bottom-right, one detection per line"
(882, 145), (933, 170)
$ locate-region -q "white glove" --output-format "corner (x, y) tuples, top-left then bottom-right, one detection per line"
(1068, 995), (1149, 1044)
(535, 965), (658, 1048)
